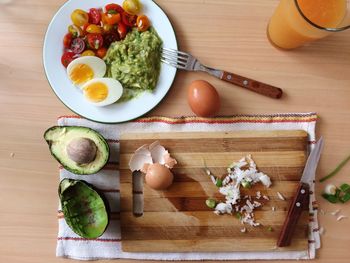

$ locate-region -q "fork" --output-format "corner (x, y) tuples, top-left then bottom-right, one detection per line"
(161, 48), (283, 99)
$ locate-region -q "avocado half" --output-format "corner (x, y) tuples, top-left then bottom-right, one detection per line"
(44, 126), (110, 175)
(59, 178), (109, 238)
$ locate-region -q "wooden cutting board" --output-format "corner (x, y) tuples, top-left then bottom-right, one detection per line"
(119, 130), (309, 252)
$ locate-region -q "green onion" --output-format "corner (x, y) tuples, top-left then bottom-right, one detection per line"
(216, 179), (223, 187)
(235, 212), (242, 220)
(340, 183), (350, 193)
(322, 193), (339, 203)
(241, 180), (251, 188)
(267, 226), (273, 232)
(205, 198), (217, 209)
(340, 193), (350, 203)
(319, 154), (350, 182)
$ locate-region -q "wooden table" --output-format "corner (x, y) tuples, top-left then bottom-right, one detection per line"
(1, 0), (350, 262)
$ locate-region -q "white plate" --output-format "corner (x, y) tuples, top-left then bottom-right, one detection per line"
(43, 0), (177, 123)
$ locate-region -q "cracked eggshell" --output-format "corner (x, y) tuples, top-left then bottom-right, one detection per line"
(149, 141), (168, 164)
(129, 153), (153, 172)
(135, 144), (151, 156)
(129, 141), (177, 173)
(164, 153), (177, 169)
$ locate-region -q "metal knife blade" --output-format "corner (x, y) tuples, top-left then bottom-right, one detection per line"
(300, 137), (324, 185)
(277, 137), (324, 247)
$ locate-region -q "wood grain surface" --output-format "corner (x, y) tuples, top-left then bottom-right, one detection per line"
(119, 130), (309, 252)
(1, 0), (350, 262)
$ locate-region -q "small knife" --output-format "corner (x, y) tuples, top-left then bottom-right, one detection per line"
(277, 137), (324, 247)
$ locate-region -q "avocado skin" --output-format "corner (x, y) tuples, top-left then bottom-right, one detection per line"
(44, 126), (110, 175)
(58, 178), (109, 238)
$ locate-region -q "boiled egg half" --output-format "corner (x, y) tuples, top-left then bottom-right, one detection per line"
(81, 78), (123, 107)
(67, 56), (106, 87)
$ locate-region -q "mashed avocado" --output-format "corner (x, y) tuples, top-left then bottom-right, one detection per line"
(104, 27), (162, 102)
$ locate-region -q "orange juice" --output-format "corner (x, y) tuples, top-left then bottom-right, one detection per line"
(268, 0), (347, 49)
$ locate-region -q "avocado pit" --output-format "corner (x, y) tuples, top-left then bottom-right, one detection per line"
(66, 137), (97, 164)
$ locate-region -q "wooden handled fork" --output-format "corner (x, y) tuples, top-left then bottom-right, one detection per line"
(161, 48), (283, 99)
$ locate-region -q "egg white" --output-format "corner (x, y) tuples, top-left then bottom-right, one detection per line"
(82, 78), (123, 107)
(67, 56), (106, 87)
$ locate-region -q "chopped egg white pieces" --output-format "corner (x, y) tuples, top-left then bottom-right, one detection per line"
(67, 56), (106, 87)
(210, 155), (272, 227)
(82, 78), (123, 106)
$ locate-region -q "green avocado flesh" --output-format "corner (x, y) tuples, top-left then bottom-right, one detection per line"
(104, 27), (163, 102)
(44, 126), (109, 175)
(59, 179), (109, 239)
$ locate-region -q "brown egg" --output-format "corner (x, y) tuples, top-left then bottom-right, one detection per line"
(145, 163), (174, 190)
(187, 80), (220, 117)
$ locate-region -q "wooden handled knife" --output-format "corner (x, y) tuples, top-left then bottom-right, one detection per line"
(277, 137), (324, 247)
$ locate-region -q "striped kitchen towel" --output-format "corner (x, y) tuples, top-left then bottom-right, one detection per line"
(56, 112), (320, 260)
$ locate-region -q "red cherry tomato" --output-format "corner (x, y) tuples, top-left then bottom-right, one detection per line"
(136, 15), (150, 32)
(104, 12), (121, 25)
(70, 38), (86, 54)
(105, 3), (124, 14)
(61, 51), (76, 67)
(104, 33), (120, 47)
(88, 8), (101, 24)
(117, 22), (128, 39)
(87, 33), (104, 50)
(63, 33), (73, 49)
(96, 47), (107, 58)
(122, 12), (137, 27)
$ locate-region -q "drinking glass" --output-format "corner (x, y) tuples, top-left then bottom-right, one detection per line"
(267, 0), (350, 49)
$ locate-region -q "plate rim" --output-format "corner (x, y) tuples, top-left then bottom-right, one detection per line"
(42, 0), (178, 124)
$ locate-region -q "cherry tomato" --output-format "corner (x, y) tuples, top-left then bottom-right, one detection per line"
(88, 8), (101, 25)
(81, 50), (95, 56)
(61, 51), (76, 67)
(96, 47), (107, 58)
(104, 33), (120, 47)
(71, 9), (89, 27)
(103, 24), (114, 33)
(68, 25), (83, 38)
(117, 22), (128, 39)
(136, 15), (150, 32)
(63, 33), (73, 49)
(122, 12), (137, 27)
(104, 12), (121, 25)
(70, 38), (86, 54)
(86, 24), (103, 34)
(87, 33), (104, 50)
(122, 0), (141, 15)
(105, 3), (124, 14)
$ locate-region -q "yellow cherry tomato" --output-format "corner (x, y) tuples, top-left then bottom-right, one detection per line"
(68, 24), (83, 38)
(71, 9), (89, 27)
(103, 24), (114, 33)
(86, 24), (103, 34)
(81, 50), (95, 56)
(122, 0), (141, 15)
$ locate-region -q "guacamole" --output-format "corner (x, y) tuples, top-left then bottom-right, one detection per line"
(104, 27), (162, 102)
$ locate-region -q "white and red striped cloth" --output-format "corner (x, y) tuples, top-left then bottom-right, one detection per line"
(56, 112), (320, 260)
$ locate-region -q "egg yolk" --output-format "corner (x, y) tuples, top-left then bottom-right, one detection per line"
(69, 64), (94, 85)
(84, 82), (108, 102)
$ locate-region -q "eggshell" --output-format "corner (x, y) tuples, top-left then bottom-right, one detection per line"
(129, 153), (153, 172)
(164, 153), (177, 169)
(149, 141), (167, 164)
(145, 163), (174, 190)
(187, 80), (220, 117)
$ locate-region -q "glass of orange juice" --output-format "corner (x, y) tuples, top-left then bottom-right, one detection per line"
(267, 0), (350, 49)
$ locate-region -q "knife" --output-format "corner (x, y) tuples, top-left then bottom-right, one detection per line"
(277, 137), (324, 247)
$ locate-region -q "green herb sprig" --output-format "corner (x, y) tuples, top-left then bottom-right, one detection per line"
(319, 154), (350, 182)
